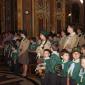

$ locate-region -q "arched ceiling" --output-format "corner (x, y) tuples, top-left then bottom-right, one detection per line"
(71, 0), (83, 5)
(66, 0), (84, 8)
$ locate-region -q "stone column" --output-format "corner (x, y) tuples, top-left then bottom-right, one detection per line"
(50, 0), (56, 32)
(79, 3), (84, 30)
(32, 0), (35, 36)
(17, 0), (23, 30)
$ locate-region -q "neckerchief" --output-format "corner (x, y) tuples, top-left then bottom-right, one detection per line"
(79, 68), (85, 82)
(44, 57), (50, 60)
(68, 59), (80, 76)
(62, 60), (69, 69)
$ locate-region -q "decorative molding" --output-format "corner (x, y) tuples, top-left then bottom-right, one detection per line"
(33, 0), (50, 36)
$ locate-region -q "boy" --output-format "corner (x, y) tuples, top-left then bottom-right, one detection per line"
(4, 41), (12, 65)
(35, 49), (51, 77)
(78, 56), (85, 85)
(11, 44), (19, 74)
(81, 44), (85, 56)
(68, 47), (81, 85)
(45, 44), (61, 85)
(61, 49), (71, 85)
(29, 37), (38, 52)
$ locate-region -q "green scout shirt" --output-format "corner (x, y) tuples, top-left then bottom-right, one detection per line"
(4, 45), (11, 53)
(68, 59), (81, 82)
(44, 58), (51, 73)
(62, 60), (71, 77)
(29, 42), (38, 51)
(49, 52), (62, 73)
(78, 68), (85, 85)
(11, 50), (18, 61)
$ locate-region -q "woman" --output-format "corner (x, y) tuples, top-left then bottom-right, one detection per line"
(36, 31), (51, 59)
(19, 31), (29, 77)
(63, 24), (79, 52)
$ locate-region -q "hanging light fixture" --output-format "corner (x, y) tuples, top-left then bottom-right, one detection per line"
(80, 0), (83, 4)
(68, 13), (72, 17)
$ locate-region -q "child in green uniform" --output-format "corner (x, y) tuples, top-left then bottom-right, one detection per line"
(68, 47), (81, 85)
(11, 44), (19, 74)
(45, 43), (61, 85)
(35, 49), (51, 77)
(28, 37), (38, 64)
(35, 49), (51, 85)
(4, 41), (12, 65)
(78, 56), (85, 85)
(29, 37), (38, 52)
(81, 44), (85, 56)
(61, 49), (71, 85)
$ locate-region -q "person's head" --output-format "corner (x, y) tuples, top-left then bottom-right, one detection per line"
(81, 44), (85, 55)
(72, 47), (81, 60)
(57, 33), (60, 38)
(40, 31), (49, 41)
(16, 39), (21, 46)
(80, 56), (85, 69)
(16, 33), (21, 38)
(77, 28), (82, 34)
(53, 34), (57, 40)
(61, 49), (70, 61)
(20, 30), (27, 39)
(20, 33), (26, 39)
(43, 49), (51, 58)
(30, 37), (36, 43)
(11, 44), (17, 51)
(51, 43), (59, 52)
(48, 35), (53, 41)
(67, 24), (75, 34)
(61, 31), (66, 37)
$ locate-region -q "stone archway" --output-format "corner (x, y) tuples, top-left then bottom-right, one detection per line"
(71, 3), (80, 25)
(71, 0), (84, 31)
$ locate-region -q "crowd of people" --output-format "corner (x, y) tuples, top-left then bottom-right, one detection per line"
(0, 24), (85, 85)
